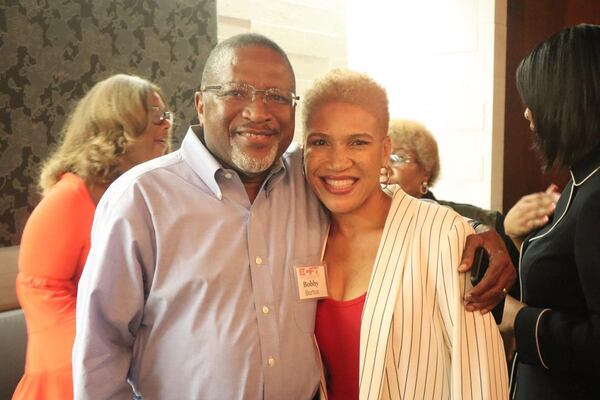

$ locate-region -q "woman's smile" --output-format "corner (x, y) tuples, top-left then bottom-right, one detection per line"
(320, 176), (357, 194)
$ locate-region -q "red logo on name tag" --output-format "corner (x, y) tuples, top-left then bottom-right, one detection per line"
(299, 266), (319, 276)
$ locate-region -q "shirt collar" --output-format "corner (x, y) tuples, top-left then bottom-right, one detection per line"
(180, 125), (288, 199)
(571, 145), (600, 186)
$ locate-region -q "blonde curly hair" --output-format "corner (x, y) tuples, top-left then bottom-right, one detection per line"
(302, 68), (389, 135)
(39, 74), (169, 195)
(388, 119), (440, 186)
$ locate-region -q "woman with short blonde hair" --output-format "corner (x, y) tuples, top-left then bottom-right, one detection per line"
(302, 68), (389, 135)
(303, 68), (508, 400)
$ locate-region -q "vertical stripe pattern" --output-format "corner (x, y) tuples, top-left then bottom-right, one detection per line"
(359, 189), (508, 399)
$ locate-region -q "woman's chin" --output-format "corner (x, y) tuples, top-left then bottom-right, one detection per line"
(317, 196), (361, 215)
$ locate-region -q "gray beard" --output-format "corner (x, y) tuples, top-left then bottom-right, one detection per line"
(231, 142), (278, 174)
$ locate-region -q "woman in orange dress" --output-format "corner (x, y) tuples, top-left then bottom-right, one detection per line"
(13, 74), (173, 400)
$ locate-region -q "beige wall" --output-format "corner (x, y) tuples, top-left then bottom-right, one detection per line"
(490, 0), (507, 212)
(347, 0), (507, 210)
(217, 0), (348, 142)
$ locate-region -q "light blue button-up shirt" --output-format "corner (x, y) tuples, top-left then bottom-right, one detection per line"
(73, 126), (328, 399)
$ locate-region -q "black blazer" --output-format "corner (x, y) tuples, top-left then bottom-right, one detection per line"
(512, 147), (600, 399)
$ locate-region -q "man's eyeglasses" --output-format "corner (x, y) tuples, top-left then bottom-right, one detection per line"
(201, 82), (300, 107)
(389, 154), (416, 166)
(151, 107), (173, 126)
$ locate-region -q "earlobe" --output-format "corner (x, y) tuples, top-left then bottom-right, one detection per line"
(524, 107), (536, 131)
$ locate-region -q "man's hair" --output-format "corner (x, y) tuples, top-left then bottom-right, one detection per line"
(201, 33), (295, 88)
(39, 74), (168, 194)
(302, 68), (389, 135)
(516, 23), (600, 169)
(388, 119), (440, 186)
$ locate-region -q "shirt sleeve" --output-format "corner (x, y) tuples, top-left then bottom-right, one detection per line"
(73, 184), (153, 399)
(514, 187), (600, 376)
(440, 217), (509, 400)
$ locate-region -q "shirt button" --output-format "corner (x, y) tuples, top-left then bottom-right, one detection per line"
(224, 172), (232, 179)
(267, 357), (275, 367)
(255, 257), (263, 265)
(262, 306), (269, 314)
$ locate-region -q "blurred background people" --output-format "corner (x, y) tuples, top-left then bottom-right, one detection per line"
(386, 118), (505, 229)
(13, 74), (172, 400)
(304, 69), (508, 400)
(499, 24), (600, 399)
(385, 118), (519, 302)
(386, 119), (439, 200)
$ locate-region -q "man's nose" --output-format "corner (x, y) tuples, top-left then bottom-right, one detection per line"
(242, 93), (271, 121)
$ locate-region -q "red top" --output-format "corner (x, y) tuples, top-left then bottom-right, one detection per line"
(13, 173), (95, 400)
(315, 292), (366, 400)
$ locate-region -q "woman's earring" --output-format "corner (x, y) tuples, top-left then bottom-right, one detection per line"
(419, 181), (429, 195)
(380, 166), (391, 190)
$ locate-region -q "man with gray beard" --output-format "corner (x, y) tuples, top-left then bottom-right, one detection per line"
(73, 33), (515, 400)
(73, 33), (328, 400)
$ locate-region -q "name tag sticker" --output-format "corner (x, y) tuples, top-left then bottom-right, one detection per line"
(295, 264), (328, 300)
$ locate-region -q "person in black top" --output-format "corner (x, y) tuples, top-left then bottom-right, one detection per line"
(500, 23), (600, 399)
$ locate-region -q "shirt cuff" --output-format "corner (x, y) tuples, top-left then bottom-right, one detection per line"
(515, 306), (551, 369)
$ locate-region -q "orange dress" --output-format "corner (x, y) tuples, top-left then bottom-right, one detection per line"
(13, 173), (95, 400)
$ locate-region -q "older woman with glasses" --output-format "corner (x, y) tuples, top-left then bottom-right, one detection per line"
(385, 118), (518, 265)
(385, 119), (440, 199)
(13, 74), (172, 400)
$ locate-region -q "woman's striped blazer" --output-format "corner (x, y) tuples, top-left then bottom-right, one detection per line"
(358, 188), (509, 399)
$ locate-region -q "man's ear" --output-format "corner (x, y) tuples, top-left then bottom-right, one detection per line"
(194, 91), (204, 125)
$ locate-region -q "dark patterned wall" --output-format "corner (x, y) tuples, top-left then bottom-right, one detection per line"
(0, 0), (217, 245)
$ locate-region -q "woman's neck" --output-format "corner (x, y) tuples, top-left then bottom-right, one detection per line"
(324, 189), (393, 301)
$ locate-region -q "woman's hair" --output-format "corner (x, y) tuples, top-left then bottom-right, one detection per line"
(388, 119), (440, 186)
(39, 73), (168, 194)
(302, 68), (389, 135)
(516, 23), (600, 169)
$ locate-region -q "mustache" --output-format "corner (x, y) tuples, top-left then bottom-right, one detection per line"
(233, 124), (279, 135)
